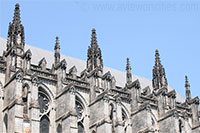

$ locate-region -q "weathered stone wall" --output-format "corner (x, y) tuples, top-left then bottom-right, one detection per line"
(159, 116), (176, 133)
(89, 99), (105, 125)
(132, 109), (150, 132)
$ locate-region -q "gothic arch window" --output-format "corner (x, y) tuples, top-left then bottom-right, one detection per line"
(76, 96), (85, 133)
(78, 122), (84, 133)
(109, 103), (114, 120)
(179, 119), (183, 133)
(40, 115), (50, 133)
(57, 124), (62, 133)
(76, 100), (84, 120)
(4, 114), (8, 133)
(122, 109), (128, 133)
(22, 84), (29, 119)
(38, 87), (51, 133)
(122, 109), (128, 122)
(38, 91), (50, 114)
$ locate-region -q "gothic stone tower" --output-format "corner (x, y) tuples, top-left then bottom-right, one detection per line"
(0, 3), (199, 133)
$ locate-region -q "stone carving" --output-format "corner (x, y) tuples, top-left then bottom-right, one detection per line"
(38, 92), (50, 114)
(0, 3), (200, 133)
(152, 49), (168, 90)
(22, 84), (29, 120)
(87, 28), (103, 73)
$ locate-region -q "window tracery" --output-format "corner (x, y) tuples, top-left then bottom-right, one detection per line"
(57, 124), (62, 133)
(40, 115), (50, 133)
(4, 114), (8, 133)
(76, 96), (85, 133)
(38, 88), (51, 133)
(122, 109), (128, 133)
(38, 91), (50, 114)
(76, 100), (84, 120)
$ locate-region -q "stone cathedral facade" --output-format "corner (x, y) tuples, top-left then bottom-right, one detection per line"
(0, 3), (199, 133)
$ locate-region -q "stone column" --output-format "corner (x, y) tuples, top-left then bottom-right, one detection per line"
(0, 82), (3, 133)
(15, 72), (24, 132)
(191, 97), (200, 128)
(62, 86), (78, 133)
(30, 76), (40, 133)
(115, 97), (123, 133)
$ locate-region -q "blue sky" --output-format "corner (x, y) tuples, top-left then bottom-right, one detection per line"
(0, 0), (200, 98)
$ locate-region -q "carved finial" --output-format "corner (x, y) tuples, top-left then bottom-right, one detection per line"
(91, 28), (98, 48)
(152, 49), (168, 90)
(13, 3), (21, 25)
(87, 28), (103, 73)
(126, 57), (132, 84)
(185, 75), (191, 101)
(55, 36), (60, 50)
(54, 36), (60, 65)
(155, 49), (161, 67)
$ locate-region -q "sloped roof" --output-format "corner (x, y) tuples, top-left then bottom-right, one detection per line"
(0, 37), (184, 102)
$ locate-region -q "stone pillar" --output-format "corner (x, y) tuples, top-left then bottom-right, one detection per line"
(50, 102), (56, 133)
(89, 77), (96, 103)
(126, 119), (132, 133)
(30, 76), (40, 133)
(155, 88), (167, 116)
(190, 97), (200, 128)
(0, 82), (3, 133)
(14, 71), (24, 132)
(130, 82), (140, 112)
(89, 94), (112, 133)
(115, 97), (123, 133)
(84, 114), (90, 133)
(62, 86), (78, 133)
(173, 112), (180, 133)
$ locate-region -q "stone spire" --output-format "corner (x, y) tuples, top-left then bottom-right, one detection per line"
(54, 36), (60, 66)
(152, 49), (168, 90)
(185, 75), (191, 101)
(87, 28), (103, 73)
(7, 3), (25, 51)
(13, 3), (21, 25)
(126, 57), (132, 84)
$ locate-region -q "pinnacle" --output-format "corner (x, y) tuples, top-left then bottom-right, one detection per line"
(185, 75), (190, 88)
(92, 28), (96, 34)
(155, 49), (160, 58)
(13, 3), (21, 24)
(55, 36), (60, 50)
(126, 57), (131, 71)
(91, 28), (98, 48)
(185, 75), (191, 100)
(152, 49), (168, 89)
(155, 49), (161, 66)
(15, 3), (20, 8)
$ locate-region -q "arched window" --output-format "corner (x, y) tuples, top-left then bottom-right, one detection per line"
(22, 84), (29, 119)
(38, 87), (51, 133)
(122, 109), (127, 122)
(57, 124), (62, 133)
(78, 122), (84, 133)
(76, 96), (85, 133)
(38, 91), (50, 114)
(122, 108), (128, 133)
(179, 119), (183, 133)
(40, 115), (50, 133)
(76, 100), (84, 120)
(4, 114), (8, 133)
(109, 103), (114, 120)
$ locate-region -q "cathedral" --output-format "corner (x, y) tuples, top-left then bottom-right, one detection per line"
(0, 3), (200, 133)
